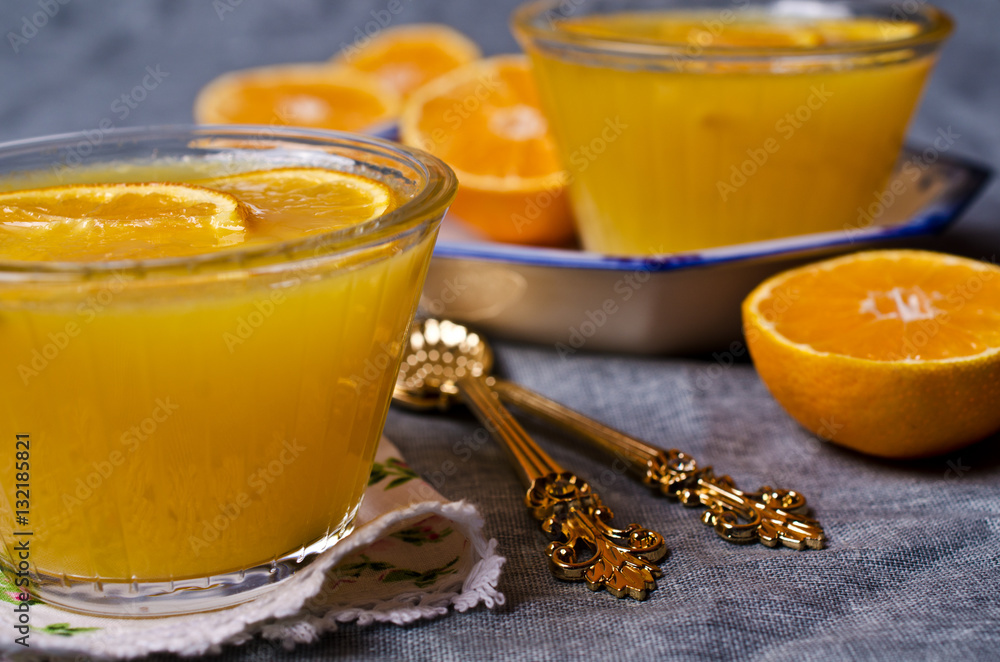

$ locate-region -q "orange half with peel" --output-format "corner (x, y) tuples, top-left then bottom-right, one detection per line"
(743, 250), (1000, 458)
(194, 64), (399, 132)
(399, 54), (573, 246)
(334, 23), (481, 100)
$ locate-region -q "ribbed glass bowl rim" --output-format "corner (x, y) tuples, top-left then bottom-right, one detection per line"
(0, 125), (457, 277)
(511, 0), (953, 60)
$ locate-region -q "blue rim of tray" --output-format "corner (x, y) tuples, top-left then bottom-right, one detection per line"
(426, 148), (992, 273)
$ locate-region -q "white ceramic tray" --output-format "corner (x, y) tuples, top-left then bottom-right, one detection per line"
(420, 148), (991, 355)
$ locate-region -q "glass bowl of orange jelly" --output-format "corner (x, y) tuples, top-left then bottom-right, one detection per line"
(0, 126), (456, 616)
(512, 0), (953, 256)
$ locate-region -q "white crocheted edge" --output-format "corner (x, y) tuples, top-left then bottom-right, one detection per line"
(3, 500), (504, 660)
(262, 501), (506, 648)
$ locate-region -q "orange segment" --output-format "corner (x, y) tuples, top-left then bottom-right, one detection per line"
(0, 183), (250, 262)
(400, 54), (573, 245)
(200, 167), (393, 240)
(194, 64), (399, 132)
(743, 250), (1000, 458)
(334, 23), (481, 100)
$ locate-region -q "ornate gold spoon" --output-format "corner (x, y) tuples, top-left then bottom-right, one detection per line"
(398, 319), (826, 551)
(394, 318), (667, 600)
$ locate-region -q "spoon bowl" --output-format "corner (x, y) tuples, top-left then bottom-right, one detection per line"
(394, 318), (493, 410)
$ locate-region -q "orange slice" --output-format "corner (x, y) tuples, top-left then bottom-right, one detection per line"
(200, 167), (393, 239)
(194, 64), (400, 132)
(334, 23), (481, 100)
(0, 183), (250, 262)
(743, 250), (1000, 458)
(399, 54), (573, 246)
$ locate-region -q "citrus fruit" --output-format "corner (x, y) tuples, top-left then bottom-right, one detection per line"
(399, 54), (573, 246)
(743, 250), (1000, 458)
(334, 23), (481, 100)
(194, 64), (400, 132)
(0, 183), (250, 261)
(201, 167), (394, 238)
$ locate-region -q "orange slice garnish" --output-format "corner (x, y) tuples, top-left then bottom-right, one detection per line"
(200, 167), (393, 239)
(0, 183), (250, 261)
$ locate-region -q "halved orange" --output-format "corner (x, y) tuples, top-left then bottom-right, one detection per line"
(194, 64), (400, 132)
(200, 167), (394, 239)
(334, 23), (481, 100)
(743, 250), (1000, 458)
(0, 183), (250, 261)
(399, 54), (573, 245)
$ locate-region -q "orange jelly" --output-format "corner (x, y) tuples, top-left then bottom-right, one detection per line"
(0, 161), (436, 584)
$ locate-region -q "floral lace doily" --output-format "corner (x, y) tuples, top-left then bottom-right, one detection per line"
(0, 438), (504, 660)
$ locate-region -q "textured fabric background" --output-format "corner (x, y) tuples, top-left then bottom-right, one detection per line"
(1, 1), (998, 660)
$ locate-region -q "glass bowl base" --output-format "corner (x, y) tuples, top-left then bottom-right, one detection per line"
(17, 510), (358, 618)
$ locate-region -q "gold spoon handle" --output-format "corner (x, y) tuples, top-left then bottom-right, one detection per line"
(456, 375), (668, 599)
(491, 378), (653, 465)
(456, 374), (562, 484)
(492, 379), (826, 551)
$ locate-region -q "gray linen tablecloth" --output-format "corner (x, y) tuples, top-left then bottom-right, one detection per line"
(1, 1), (998, 660)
